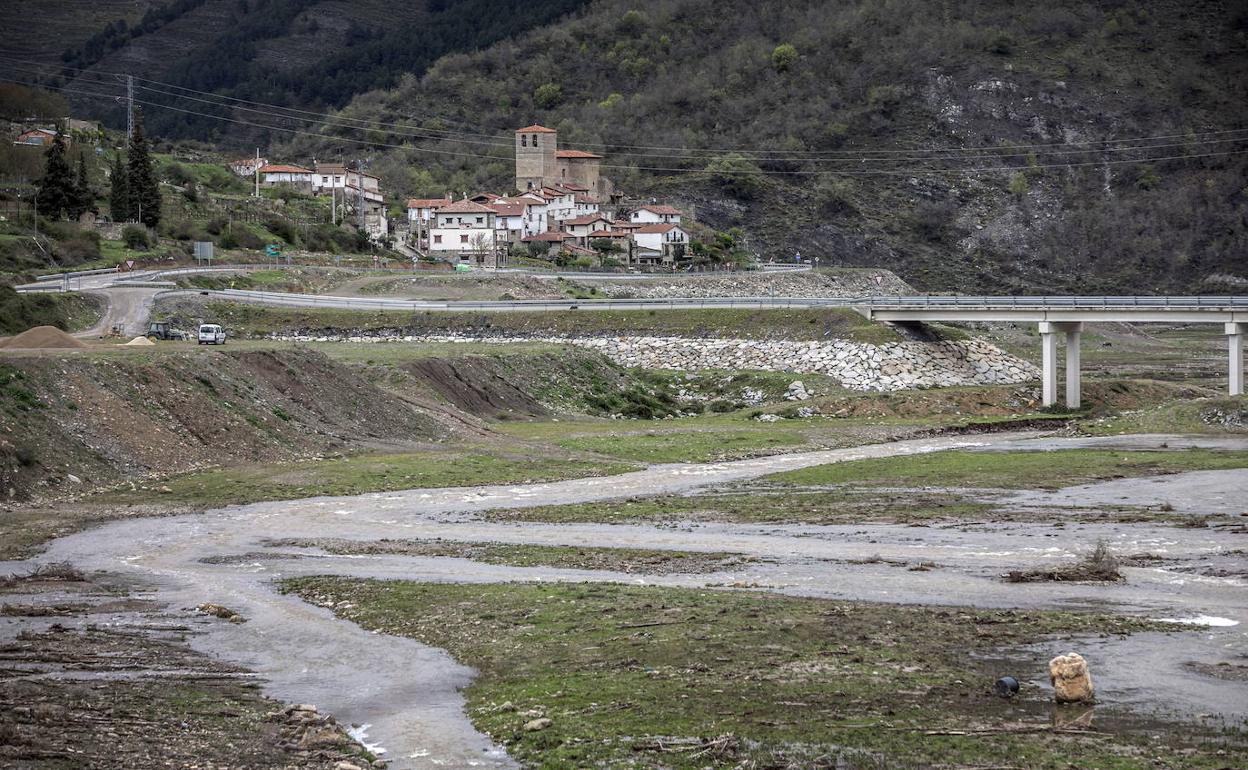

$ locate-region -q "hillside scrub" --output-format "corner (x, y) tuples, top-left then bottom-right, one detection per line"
(288, 0), (1247, 292)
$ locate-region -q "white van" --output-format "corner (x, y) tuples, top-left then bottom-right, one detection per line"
(197, 324), (226, 345)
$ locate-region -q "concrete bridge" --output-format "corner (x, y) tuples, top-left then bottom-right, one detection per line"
(859, 296), (1248, 406)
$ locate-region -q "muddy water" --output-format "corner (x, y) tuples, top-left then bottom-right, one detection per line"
(5, 432), (1248, 767)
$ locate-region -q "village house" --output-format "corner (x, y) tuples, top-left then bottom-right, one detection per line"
(229, 157), (268, 177)
(631, 223), (689, 264)
(429, 199), (501, 266)
(561, 213), (613, 246)
(587, 229), (634, 262)
(259, 164), (314, 188)
(489, 201), (529, 246)
(630, 204), (683, 225)
(520, 231), (568, 259)
(13, 128), (66, 147)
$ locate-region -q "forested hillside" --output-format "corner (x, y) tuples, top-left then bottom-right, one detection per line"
(37, 0), (592, 139)
(6, 0), (1247, 292)
(295, 0), (1248, 292)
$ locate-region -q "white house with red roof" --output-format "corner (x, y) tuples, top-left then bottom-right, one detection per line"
(630, 204), (683, 225)
(429, 199), (500, 265)
(561, 213), (613, 246)
(631, 223), (689, 263)
(260, 164), (314, 187)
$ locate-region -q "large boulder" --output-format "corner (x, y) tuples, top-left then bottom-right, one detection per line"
(1049, 652), (1094, 703)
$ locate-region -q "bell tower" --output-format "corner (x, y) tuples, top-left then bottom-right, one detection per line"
(515, 124), (557, 191)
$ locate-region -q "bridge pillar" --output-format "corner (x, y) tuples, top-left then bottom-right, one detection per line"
(1229, 322), (1246, 396)
(1039, 322), (1083, 409)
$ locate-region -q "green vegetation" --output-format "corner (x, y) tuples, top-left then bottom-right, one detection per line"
(768, 448), (1248, 489)
(284, 580), (1236, 769)
(271, 538), (754, 574)
(101, 450), (636, 507)
(164, 301), (902, 343)
(1080, 396), (1248, 436)
(0, 286), (101, 335)
(552, 427), (806, 463)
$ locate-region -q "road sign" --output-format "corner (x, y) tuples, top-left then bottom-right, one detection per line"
(265, 244), (281, 258)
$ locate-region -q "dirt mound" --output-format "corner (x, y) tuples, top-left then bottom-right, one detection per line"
(0, 325), (86, 350)
(124, 336), (156, 346)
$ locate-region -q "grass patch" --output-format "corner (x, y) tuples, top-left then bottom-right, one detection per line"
(1081, 396), (1248, 436)
(100, 450), (637, 507)
(553, 428), (808, 463)
(169, 302), (901, 344)
(283, 579), (1233, 769)
(767, 448), (1248, 490)
(483, 489), (996, 525)
(270, 538), (756, 575)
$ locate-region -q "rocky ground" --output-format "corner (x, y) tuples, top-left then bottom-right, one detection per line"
(271, 331), (1040, 392)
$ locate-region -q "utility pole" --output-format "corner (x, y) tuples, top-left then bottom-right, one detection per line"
(126, 75), (134, 140)
(253, 147), (260, 198)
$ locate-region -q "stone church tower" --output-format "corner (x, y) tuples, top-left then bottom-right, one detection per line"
(515, 125), (558, 192)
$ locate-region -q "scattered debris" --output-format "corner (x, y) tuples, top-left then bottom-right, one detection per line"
(197, 602), (246, 623)
(1004, 542), (1122, 583)
(993, 676), (1020, 697)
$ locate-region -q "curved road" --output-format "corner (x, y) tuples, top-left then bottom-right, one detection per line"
(2, 432), (1245, 768)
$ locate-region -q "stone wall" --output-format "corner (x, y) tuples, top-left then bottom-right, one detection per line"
(272, 331), (1040, 392)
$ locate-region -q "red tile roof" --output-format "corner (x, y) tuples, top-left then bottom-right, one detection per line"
(612, 221), (643, 229)
(516, 124), (557, 134)
(406, 198), (450, 209)
(563, 214), (612, 226)
(634, 223), (682, 234)
(438, 200), (497, 214)
(260, 164), (313, 174)
(556, 149), (602, 159)
(315, 163), (348, 173)
(638, 204), (683, 215)
(589, 230), (631, 238)
(523, 232), (567, 242)
(488, 203), (527, 217)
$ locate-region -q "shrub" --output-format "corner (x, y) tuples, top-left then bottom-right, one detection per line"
(534, 82), (563, 109)
(122, 224), (150, 250)
(771, 43), (798, 72)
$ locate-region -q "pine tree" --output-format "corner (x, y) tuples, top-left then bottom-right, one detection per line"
(34, 127), (76, 220)
(109, 151), (130, 222)
(69, 152), (95, 220)
(126, 108), (160, 227)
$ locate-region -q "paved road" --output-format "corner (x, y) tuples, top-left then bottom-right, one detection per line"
(3, 433), (1245, 768)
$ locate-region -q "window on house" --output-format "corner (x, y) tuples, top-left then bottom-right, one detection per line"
(322, 176), (328, 183)
(476, 217), (483, 224)
(460, 234), (469, 244)
(532, 135), (538, 144)
(433, 235), (442, 244)
(521, 135), (527, 147)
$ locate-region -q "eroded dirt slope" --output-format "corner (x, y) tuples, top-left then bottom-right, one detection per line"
(0, 349), (446, 500)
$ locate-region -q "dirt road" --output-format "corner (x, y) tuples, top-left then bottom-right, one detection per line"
(2, 432), (1245, 768)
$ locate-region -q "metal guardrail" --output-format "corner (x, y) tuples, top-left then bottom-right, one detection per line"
(34, 267), (123, 281)
(861, 295), (1248, 308)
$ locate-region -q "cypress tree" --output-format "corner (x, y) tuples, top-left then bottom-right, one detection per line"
(34, 127), (76, 220)
(109, 151), (129, 222)
(126, 108), (160, 227)
(69, 152), (94, 220)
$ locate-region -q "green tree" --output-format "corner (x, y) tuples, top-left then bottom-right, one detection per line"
(534, 82), (563, 109)
(771, 43), (798, 72)
(126, 109), (161, 227)
(704, 153), (765, 200)
(108, 151), (130, 222)
(34, 128), (77, 220)
(69, 152), (95, 219)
